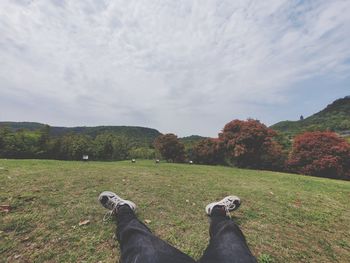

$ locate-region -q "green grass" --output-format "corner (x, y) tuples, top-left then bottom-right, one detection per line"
(1, 160), (350, 263)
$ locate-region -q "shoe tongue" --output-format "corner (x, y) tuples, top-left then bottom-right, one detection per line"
(101, 196), (109, 204)
(212, 205), (226, 216)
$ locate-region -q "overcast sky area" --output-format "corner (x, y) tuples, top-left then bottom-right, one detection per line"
(1, 0), (350, 137)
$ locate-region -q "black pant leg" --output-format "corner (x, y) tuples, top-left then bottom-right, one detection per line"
(116, 205), (196, 263)
(198, 211), (257, 263)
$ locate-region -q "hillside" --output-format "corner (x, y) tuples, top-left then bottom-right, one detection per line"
(271, 96), (350, 135)
(0, 122), (162, 146)
(1, 159), (349, 262)
(180, 135), (207, 148)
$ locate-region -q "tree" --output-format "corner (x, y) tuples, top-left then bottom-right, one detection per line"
(0, 127), (10, 157)
(219, 119), (285, 170)
(111, 135), (130, 160)
(59, 134), (93, 160)
(154, 134), (185, 162)
(94, 133), (115, 160)
(192, 138), (224, 165)
(287, 131), (350, 179)
(37, 125), (51, 158)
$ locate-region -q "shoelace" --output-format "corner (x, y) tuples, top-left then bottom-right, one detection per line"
(221, 198), (236, 217)
(224, 206), (232, 218)
(223, 198), (236, 210)
(102, 199), (118, 222)
(103, 211), (113, 222)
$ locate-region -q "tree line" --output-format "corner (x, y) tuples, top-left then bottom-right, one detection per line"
(154, 119), (350, 180)
(0, 125), (155, 160)
(1, 119), (349, 180)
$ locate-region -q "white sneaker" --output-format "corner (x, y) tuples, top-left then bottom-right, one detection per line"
(205, 196), (241, 216)
(98, 191), (136, 212)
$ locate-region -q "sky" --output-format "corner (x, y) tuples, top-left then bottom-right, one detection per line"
(0, 0), (350, 137)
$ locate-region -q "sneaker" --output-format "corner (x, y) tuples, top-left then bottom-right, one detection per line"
(205, 196), (241, 216)
(98, 191), (136, 213)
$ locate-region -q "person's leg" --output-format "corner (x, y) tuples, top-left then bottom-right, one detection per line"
(99, 191), (196, 263)
(199, 196), (257, 263)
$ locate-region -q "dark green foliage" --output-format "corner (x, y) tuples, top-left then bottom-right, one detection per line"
(58, 134), (93, 160)
(180, 135), (207, 148)
(271, 96), (350, 135)
(0, 128), (132, 161)
(0, 128), (41, 158)
(93, 133), (130, 160)
(0, 122), (162, 161)
(0, 121), (45, 131)
(128, 147), (155, 159)
(0, 122), (161, 147)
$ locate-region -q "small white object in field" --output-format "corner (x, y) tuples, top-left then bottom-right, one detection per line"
(131, 159), (136, 163)
(144, 219), (152, 224)
(189, 160), (193, 164)
(82, 155), (89, 161)
(155, 159), (160, 163)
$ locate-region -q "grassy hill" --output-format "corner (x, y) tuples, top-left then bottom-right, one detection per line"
(271, 96), (350, 135)
(0, 122), (162, 146)
(1, 159), (349, 262)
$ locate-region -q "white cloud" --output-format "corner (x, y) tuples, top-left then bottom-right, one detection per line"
(0, 0), (349, 136)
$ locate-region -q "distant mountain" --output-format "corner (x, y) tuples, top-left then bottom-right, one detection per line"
(271, 96), (350, 135)
(0, 122), (162, 146)
(180, 135), (207, 148)
(0, 121), (46, 131)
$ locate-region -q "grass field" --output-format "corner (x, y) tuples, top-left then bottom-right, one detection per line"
(1, 159), (350, 263)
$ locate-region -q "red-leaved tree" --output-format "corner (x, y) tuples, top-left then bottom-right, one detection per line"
(154, 134), (185, 162)
(287, 131), (350, 179)
(192, 138), (225, 165)
(219, 119), (285, 170)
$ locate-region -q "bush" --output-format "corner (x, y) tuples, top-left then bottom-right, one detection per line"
(153, 134), (185, 162)
(219, 119), (285, 170)
(287, 131), (350, 179)
(192, 138), (225, 165)
(128, 147), (155, 159)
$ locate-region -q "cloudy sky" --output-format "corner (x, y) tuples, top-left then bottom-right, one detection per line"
(1, 0), (349, 136)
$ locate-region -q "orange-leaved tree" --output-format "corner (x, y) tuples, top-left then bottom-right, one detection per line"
(153, 133), (185, 162)
(219, 119), (285, 170)
(192, 138), (225, 165)
(287, 131), (350, 179)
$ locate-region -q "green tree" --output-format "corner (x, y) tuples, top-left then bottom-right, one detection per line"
(94, 133), (115, 160)
(60, 134), (93, 160)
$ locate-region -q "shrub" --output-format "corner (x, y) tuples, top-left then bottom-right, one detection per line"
(219, 119), (285, 170)
(128, 147), (155, 159)
(287, 131), (350, 179)
(153, 134), (185, 162)
(192, 138), (225, 165)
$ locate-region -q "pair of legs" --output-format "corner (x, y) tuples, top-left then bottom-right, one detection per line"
(99, 192), (257, 263)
